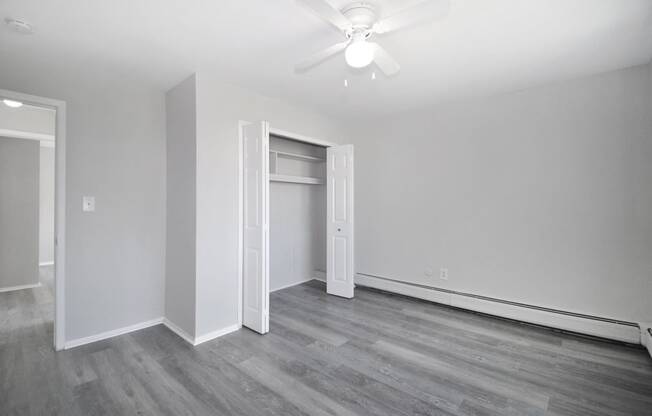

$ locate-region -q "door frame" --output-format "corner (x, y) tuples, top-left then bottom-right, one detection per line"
(0, 88), (67, 351)
(237, 123), (337, 328)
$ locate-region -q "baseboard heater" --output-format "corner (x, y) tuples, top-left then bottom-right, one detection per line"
(644, 326), (652, 358)
(353, 272), (643, 345)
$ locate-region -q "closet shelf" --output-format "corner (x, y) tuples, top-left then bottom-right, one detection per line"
(270, 150), (325, 163)
(270, 174), (325, 185)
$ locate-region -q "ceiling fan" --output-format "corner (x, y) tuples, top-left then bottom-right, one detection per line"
(295, 0), (450, 76)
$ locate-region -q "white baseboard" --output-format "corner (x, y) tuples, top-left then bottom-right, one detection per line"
(39, 261), (54, 267)
(355, 274), (641, 344)
(63, 316), (240, 350)
(162, 318), (240, 346)
(313, 270), (326, 282)
(194, 324), (241, 346)
(162, 318), (195, 345)
(271, 279), (315, 293)
(65, 317), (164, 349)
(0, 282), (41, 293)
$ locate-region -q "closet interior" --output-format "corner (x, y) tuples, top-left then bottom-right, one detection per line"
(269, 134), (327, 292)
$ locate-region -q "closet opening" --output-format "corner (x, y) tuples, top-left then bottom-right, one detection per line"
(238, 122), (355, 335)
(269, 135), (327, 294)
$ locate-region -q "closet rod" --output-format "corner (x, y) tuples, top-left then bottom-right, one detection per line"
(270, 150), (325, 163)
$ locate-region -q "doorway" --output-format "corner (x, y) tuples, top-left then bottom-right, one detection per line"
(238, 121), (355, 334)
(0, 88), (66, 350)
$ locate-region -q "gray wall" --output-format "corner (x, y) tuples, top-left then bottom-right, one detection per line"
(165, 75), (197, 337)
(0, 137), (39, 289)
(350, 63), (652, 324)
(270, 183), (325, 291)
(0, 63), (167, 341)
(39, 146), (55, 265)
(194, 73), (347, 337)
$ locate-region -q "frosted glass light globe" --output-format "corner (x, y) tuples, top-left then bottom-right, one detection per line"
(345, 40), (375, 68)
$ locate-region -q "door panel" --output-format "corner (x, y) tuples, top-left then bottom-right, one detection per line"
(242, 121), (269, 334)
(327, 145), (354, 298)
(333, 236), (347, 282)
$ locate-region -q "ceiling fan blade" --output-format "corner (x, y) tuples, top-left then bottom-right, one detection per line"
(295, 41), (350, 72)
(372, 43), (400, 76)
(297, 0), (352, 32)
(373, 0), (450, 35)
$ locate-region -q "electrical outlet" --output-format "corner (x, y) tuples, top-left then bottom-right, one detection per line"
(440, 268), (449, 280)
(424, 267), (433, 277)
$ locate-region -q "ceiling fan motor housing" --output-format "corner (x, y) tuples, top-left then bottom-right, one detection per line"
(342, 2), (378, 32)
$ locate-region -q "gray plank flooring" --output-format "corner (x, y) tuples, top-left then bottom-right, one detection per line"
(2, 271), (652, 415)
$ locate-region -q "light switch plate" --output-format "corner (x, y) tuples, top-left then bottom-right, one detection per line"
(82, 196), (95, 212)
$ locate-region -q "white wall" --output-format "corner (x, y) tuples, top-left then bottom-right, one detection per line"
(0, 64), (167, 341)
(39, 146), (55, 265)
(165, 75), (197, 337)
(350, 63), (652, 324)
(194, 73), (347, 337)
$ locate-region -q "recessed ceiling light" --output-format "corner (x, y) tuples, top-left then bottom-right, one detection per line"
(3, 99), (23, 108)
(4, 18), (34, 35)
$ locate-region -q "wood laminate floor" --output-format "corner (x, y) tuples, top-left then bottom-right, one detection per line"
(2, 272), (652, 415)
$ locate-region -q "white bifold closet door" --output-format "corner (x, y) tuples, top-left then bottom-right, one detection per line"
(242, 121), (270, 334)
(242, 123), (355, 334)
(326, 145), (355, 298)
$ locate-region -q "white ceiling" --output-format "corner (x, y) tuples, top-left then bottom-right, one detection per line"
(1, 0), (651, 119)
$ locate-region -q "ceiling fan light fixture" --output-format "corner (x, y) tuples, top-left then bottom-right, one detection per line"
(345, 39), (375, 68)
(296, 0), (434, 76)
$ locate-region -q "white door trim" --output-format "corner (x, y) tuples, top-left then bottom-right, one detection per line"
(0, 88), (67, 351)
(268, 127), (338, 148)
(0, 128), (55, 143)
(237, 121), (247, 328)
